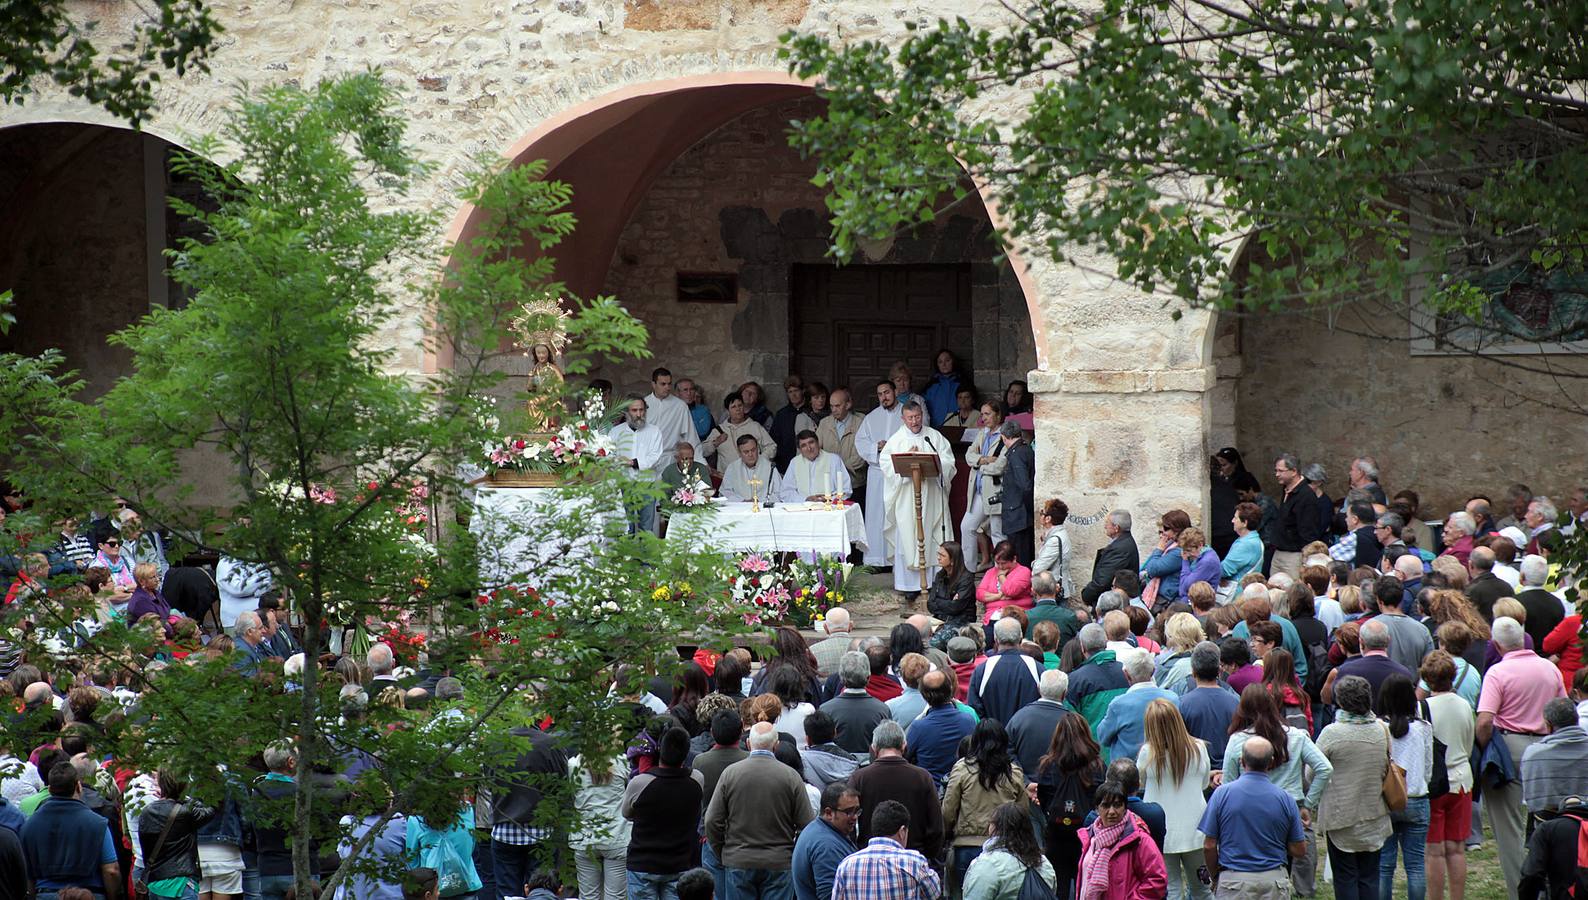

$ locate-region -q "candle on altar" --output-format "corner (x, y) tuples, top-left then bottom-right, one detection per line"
(823, 471), (831, 497)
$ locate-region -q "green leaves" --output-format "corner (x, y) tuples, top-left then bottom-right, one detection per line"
(783, 0), (1588, 331)
(0, 0), (220, 126)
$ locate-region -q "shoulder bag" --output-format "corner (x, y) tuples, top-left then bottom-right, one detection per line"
(133, 801), (182, 900)
(1380, 722), (1408, 812)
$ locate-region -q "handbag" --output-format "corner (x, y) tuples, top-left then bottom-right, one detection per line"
(1381, 722), (1409, 812)
(418, 834), (474, 896)
(133, 802), (181, 900)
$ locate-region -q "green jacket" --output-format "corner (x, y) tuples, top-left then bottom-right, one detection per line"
(1068, 650), (1128, 738)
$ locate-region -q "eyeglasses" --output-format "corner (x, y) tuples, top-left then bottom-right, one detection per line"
(836, 805), (862, 815)
(102, 541), (120, 547)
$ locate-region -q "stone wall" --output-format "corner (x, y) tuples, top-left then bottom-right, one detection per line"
(4, 0), (1220, 571)
(1236, 306), (1588, 519)
(587, 96), (1037, 402)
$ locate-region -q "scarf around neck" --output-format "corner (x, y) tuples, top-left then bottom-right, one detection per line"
(1080, 813), (1132, 900)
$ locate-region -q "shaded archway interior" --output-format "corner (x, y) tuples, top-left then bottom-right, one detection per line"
(501, 82), (809, 296)
(0, 122), (213, 398)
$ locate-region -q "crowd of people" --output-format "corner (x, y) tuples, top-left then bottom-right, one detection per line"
(4, 381), (1588, 900)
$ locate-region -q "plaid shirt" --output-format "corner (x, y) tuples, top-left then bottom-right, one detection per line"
(1328, 531), (1357, 562)
(491, 820), (553, 846)
(831, 837), (942, 900)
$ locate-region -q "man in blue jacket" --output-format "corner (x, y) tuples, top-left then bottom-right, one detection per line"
(792, 782), (860, 900)
(966, 617), (1041, 724)
(1098, 648), (1177, 762)
(905, 669), (975, 784)
(20, 762), (122, 899)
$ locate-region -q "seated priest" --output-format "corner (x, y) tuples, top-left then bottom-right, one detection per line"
(660, 440), (713, 493)
(719, 434), (781, 504)
(778, 430), (852, 503)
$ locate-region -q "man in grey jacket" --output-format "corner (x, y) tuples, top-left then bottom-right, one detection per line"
(1522, 698), (1588, 814)
(705, 722), (816, 898)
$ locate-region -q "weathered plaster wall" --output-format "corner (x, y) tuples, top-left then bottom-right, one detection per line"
(1236, 307), (1588, 519)
(5, 0), (1217, 568)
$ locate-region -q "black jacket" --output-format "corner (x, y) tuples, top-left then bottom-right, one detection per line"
(1518, 588), (1567, 653)
(1520, 807), (1588, 900)
(999, 442), (1036, 534)
(927, 569), (977, 624)
(1466, 572), (1516, 621)
(138, 798), (219, 883)
(1082, 533), (1140, 605)
(489, 726), (569, 830)
(1274, 480), (1324, 552)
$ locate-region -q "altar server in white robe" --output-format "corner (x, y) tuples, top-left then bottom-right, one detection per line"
(855, 380), (905, 566)
(608, 396), (666, 533)
(879, 399), (957, 598)
(719, 434), (782, 504)
(643, 367), (699, 466)
(778, 430), (852, 503)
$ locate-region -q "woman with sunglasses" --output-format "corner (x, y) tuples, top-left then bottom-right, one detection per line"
(93, 534), (136, 592)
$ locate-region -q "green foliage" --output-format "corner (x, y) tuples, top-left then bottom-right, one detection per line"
(0, 72), (752, 895)
(0, 0), (221, 126)
(781, 2), (1588, 337)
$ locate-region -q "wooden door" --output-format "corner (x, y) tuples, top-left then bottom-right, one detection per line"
(790, 263), (972, 411)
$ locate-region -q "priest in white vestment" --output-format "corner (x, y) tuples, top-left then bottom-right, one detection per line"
(879, 399), (958, 598)
(777, 431), (852, 503)
(643, 368), (699, 467)
(719, 434), (782, 504)
(607, 396), (666, 533)
(855, 380), (904, 566)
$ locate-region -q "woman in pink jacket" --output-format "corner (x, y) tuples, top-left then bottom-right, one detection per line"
(977, 541), (1033, 623)
(1075, 780), (1167, 900)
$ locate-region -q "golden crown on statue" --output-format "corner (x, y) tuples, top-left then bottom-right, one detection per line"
(510, 294), (572, 356)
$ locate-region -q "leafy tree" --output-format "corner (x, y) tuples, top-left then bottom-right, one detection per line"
(0, 72), (747, 895)
(782, 2), (1588, 399)
(2, 0), (221, 126)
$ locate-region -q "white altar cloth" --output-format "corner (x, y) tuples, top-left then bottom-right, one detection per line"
(665, 501), (866, 556)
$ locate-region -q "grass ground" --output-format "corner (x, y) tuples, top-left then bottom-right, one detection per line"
(1316, 830), (1507, 899)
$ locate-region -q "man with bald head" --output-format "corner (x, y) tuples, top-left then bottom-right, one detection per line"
(904, 613), (952, 671)
(808, 607), (855, 678)
(1466, 544), (1516, 620)
(903, 667), (974, 784)
(1322, 617), (1413, 705)
(1200, 735), (1307, 899)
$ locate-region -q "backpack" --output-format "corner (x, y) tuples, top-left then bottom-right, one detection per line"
(1568, 813), (1588, 898)
(1046, 767), (1098, 829)
(1421, 699), (1450, 799)
(1017, 864), (1059, 900)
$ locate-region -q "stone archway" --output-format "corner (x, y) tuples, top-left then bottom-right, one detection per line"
(428, 71), (1049, 379)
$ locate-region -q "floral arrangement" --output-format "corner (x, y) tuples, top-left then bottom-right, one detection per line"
(482, 393), (616, 475)
(726, 552), (851, 629)
(669, 475), (713, 509)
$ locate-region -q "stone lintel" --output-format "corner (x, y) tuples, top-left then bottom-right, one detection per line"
(1026, 367), (1215, 395)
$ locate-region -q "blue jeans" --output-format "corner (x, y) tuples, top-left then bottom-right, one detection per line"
(724, 867), (793, 900)
(1327, 837), (1382, 900)
(627, 870), (681, 900)
(953, 845), (984, 895)
(492, 840), (547, 900)
(259, 874), (296, 900)
(702, 840), (728, 900)
(1380, 796), (1430, 900)
(242, 866), (262, 900)
(474, 835), (497, 900)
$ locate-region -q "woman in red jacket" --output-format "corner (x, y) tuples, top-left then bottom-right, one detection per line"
(1543, 613), (1583, 690)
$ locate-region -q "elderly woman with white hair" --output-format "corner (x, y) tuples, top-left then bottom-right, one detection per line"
(1439, 510), (1478, 567)
(1153, 612), (1205, 691)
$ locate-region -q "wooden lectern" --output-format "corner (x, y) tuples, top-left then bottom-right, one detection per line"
(890, 452), (941, 575)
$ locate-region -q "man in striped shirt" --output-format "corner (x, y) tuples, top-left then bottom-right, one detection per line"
(831, 800), (942, 900)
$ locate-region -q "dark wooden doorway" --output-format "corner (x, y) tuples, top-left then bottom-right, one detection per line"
(790, 263), (973, 411)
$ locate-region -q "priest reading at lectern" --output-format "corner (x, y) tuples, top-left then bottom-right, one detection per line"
(879, 399), (958, 603)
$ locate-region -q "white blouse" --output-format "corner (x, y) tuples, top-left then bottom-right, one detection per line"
(1138, 740), (1211, 854)
(1388, 718), (1435, 798)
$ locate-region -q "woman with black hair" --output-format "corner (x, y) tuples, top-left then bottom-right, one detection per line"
(943, 718), (1031, 892)
(1075, 781), (1168, 900)
(1375, 673), (1433, 900)
(668, 662), (711, 737)
(888, 622), (925, 673)
(1209, 447), (1250, 558)
(927, 541), (978, 649)
(962, 801), (1058, 900)
(748, 626), (822, 702)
